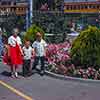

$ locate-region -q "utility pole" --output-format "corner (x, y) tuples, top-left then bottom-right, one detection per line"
(26, 9), (29, 30)
(29, 0), (33, 25)
(25, 0), (33, 30)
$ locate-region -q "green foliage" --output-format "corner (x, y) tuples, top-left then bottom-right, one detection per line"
(24, 24), (45, 42)
(32, 11), (67, 43)
(0, 13), (17, 36)
(71, 26), (100, 68)
(32, 11), (65, 34)
(33, 0), (63, 10)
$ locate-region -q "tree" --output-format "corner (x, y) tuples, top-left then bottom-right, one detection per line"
(0, 12), (17, 36)
(71, 26), (100, 69)
(24, 24), (45, 43)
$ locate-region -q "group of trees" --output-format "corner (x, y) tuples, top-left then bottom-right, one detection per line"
(0, 13), (17, 36)
(32, 11), (71, 43)
(0, 12), (25, 36)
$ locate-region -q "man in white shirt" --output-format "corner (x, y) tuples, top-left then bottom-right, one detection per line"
(32, 32), (47, 76)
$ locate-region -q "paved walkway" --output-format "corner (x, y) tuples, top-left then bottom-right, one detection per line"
(0, 63), (100, 100)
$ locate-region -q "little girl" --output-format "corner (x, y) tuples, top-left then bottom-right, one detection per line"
(8, 28), (23, 78)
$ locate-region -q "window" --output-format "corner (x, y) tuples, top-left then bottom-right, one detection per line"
(85, 5), (88, 9)
(1, 1), (7, 5)
(8, 2), (11, 5)
(97, 5), (100, 9)
(77, 5), (80, 10)
(81, 5), (84, 9)
(89, 5), (91, 8)
(14, 2), (16, 5)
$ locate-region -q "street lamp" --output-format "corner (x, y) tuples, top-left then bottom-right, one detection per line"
(26, 9), (29, 30)
(25, 0), (33, 30)
(29, 0), (33, 25)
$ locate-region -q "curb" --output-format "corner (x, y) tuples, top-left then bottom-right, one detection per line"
(45, 71), (100, 84)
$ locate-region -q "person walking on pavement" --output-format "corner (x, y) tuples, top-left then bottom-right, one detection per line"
(32, 32), (47, 76)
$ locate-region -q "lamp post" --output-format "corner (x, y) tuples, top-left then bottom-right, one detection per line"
(25, 0), (33, 30)
(29, 0), (33, 25)
(26, 9), (29, 30)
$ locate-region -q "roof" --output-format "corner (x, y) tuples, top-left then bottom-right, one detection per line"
(64, 0), (96, 2)
(0, 0), (28, 2)
(64, 1), (100, 5)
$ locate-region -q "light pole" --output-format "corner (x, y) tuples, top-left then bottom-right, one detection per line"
(29, 0), (33, 25)
(26, 9), (29, 30)
(25, 0), (33, 30)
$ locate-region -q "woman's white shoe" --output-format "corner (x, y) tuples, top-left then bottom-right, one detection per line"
(15, 72), (18, 78)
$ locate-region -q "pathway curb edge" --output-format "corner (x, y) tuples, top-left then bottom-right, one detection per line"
(45, 71), (100, 84)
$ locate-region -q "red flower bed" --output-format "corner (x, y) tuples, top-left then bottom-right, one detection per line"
(46, 41), (100, 80)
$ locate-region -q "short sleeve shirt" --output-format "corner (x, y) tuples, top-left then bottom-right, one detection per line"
(8, 36), (22, 47)
(32, 39), (47, 57)
(23, 46), (32, 60)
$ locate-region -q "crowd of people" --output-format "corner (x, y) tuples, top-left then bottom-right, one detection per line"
(1, 28), (47, 78)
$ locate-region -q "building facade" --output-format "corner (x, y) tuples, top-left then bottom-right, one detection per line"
(0, 0), (28, 15)
(64, 0), (100, 29)
(64, 0), (100, 13)
(0, 0), (29, 31)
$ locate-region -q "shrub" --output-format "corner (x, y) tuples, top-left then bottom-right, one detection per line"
(24, 24), (45, 43)
(71, 26), (100, 69)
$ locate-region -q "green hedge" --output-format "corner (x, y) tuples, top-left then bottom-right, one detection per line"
(24, 24), (45, 43)
(71, 26), (100, 69)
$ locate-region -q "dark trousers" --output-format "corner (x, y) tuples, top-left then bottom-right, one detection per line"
(32, 56), (45, 71)
(23, 59), (31, 76)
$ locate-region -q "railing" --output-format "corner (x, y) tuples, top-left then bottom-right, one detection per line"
(33, 10), (64, 16)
